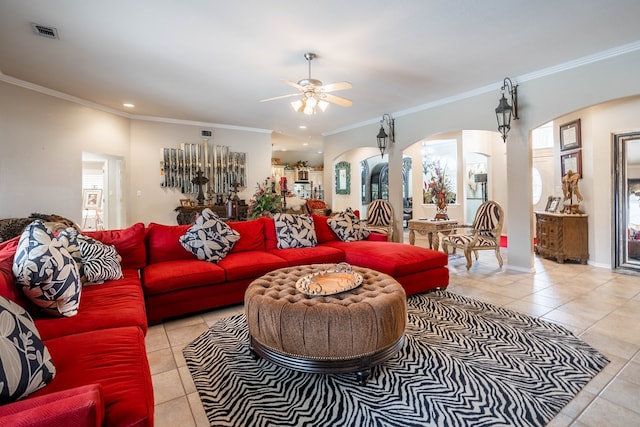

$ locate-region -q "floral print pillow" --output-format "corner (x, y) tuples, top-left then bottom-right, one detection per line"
(274, 214), (317, 249)
(0, 295), (56, 404)
(180, 209), (240, 262)
(327, 208), (371, 242)
(12, 221), (82, 317)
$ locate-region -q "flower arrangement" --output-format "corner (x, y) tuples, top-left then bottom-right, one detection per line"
(423, 160), (456, 206)
(247, 177), (282, 219)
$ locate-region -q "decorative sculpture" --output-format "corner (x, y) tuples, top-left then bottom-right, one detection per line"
(561, 170), (583, 214)
(192, 169), (209, 206)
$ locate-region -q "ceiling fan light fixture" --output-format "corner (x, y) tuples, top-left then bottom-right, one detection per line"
(291, 99), (304, 112)
(303, 103), (315, 115)
(261, 52), (352, 114)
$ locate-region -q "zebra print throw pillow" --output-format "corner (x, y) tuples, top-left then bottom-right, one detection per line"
(179, 208), (240, 263)
(274, 213), (317, 249)
(327, 208), (371, 242)
(0, 296), (56, 404)
(12, 220), (82, 317)
(78, 237), (124, 284)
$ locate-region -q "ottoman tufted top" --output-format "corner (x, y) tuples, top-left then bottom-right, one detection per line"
(245, 264), (407, 359)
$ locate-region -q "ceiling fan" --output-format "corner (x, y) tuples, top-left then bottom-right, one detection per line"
(260, 52), (352, 115)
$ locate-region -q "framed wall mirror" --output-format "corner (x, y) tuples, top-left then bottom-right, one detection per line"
(613, 131), (640, 272)
(335, 161), (350, 195)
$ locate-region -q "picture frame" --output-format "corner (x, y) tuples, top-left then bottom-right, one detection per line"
(545, 196), (561, 213)
(561, 150), (582, 177)
(82, 189), (102, 210)
(180, 198), (192, 207)
(335, 161), (351, 195)
(560, 119), (581, 151)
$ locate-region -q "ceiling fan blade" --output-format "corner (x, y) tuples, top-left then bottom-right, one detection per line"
(320, 81), (352, 92)
(323, 93), (352, 108)
(260, 93), (301, 102)
(282, 79), (305, 90)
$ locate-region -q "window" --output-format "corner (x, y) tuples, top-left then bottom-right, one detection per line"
(532, 121), (554, 150)
(422, 140), (457, 204)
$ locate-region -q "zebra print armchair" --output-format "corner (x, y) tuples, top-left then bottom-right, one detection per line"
(441, 200), (504, 270)
(364, 199), (394, 241)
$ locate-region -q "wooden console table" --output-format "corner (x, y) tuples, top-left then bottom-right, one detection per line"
(408, 219), (458, 251)
(534, 211), (588, 264)
(175, 203), (248, 225)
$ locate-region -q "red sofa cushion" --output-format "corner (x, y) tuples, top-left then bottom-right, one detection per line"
(323, 240), (448, 277)
(0, 237), (29, 307)
(218, 251), (288, 281)
(228, 219), (265, 253)
(311, 214), (339, 243)
(33, 269), (147, 340)
(0, 384), (104, 427)
(268, 246), (345, 266)
(84, 223), (146, 270)
(367, 232), (388, 241)
(32, 327), (154, 427)
(145, 223), (193, 264)
(262, 217), (278, 250)
(142, 259), (226, 296)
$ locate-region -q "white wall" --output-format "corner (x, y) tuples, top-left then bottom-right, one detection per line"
(324, 48), (640, 271)
(0, 81), (272, 226)
(129, 120), (271, 225)
(551, 97), (640, 267)
(0, 82), (130, 224)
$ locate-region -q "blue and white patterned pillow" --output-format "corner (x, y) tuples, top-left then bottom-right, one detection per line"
(57, 227), (84, 277)
(327, 208), (371, 242)
(0, 296), (56, 404)
(179, 208), (240, 262)
(78, 237), (123, 284)
(274, 213), (317, 249)
(12, 221), (82, 317)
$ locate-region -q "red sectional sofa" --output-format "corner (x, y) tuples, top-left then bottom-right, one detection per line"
(142, 214), (449, 324)
(0, 224), (154, 427)
(0, 214), (449, 425)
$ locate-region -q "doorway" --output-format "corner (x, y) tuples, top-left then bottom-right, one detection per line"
(613, 131), (640, 272)
(82, 152), (124, 230)
(465, 153), (489, 222)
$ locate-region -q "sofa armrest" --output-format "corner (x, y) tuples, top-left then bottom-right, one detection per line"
(0, 384), (104, 427)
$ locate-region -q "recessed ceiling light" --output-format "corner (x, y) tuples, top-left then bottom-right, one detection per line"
(299, 125), (307, 129)
(302, 143), (309, 146)
(123, 103), (135, 108)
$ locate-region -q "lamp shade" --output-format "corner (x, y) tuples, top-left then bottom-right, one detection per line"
(495, 94), (512, 141)
(377, 125), (388, 157)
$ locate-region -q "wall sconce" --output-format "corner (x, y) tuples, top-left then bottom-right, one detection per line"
(376, 113), (395, 157)
(495, 77), (519, 142)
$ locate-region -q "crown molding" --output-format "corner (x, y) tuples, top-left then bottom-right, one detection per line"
(0, 72), (271, 134)
(324, 40), (640, 137)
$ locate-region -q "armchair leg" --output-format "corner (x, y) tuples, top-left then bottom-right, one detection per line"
(495, 248), (504, 268)
(464, 249), (473, 270)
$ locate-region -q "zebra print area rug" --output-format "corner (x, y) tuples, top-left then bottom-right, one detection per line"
(183, 291), (608, 427)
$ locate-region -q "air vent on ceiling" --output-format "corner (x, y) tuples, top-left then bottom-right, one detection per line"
(31, 23), (59, 39)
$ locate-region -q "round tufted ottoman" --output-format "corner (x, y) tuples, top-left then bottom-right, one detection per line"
(244, 264), (407, 384)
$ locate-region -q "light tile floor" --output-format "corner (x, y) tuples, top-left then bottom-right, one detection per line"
(146, 235), (640, 427)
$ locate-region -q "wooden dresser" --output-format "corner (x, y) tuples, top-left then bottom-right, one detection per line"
(534, 211), (588, 264)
